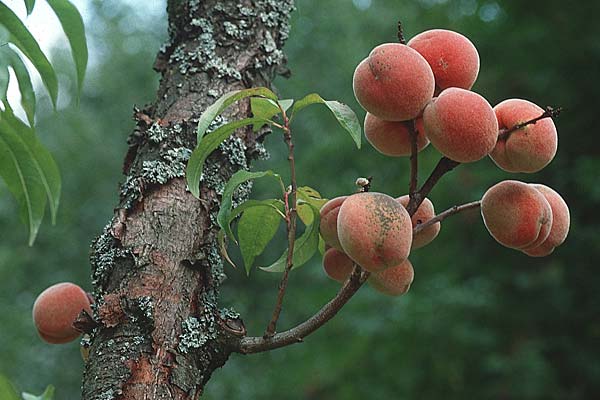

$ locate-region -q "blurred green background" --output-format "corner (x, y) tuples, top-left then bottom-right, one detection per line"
(1, 0), (598, 398)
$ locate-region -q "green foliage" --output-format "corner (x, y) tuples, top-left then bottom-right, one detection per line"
(2, 47), (36, 125)
(22, 385), (54, 400)
(250, 97), (293, 131)
(0, 374), (19, 400)
(23, 0), (35, 15)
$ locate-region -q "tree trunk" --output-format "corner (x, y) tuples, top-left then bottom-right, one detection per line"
(81, 1), (294, 398)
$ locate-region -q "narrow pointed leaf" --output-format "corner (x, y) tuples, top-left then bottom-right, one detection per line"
(290, 93), (361, 148)
(216, 170), (282, 242)
(217, 230), (237, 269)
(46, 0), (87, 95)
(24, 0), (36, 15)
(238, 201), (283, 275)
(0, 117), (47, 245)
(260, 202), (321, 273)
(4, 47), (36, 126)
(2, 113), (60, 223)
(297, 186), (328, 210)
(0, 2), (58, 107)
(197, 87), (278, 141)
(22, 384), (55, 400)
(0, 375), (19, 400)
(0, 63), (9, 101)
(251, 97), (293, 132)
(186, 117), (267, 198)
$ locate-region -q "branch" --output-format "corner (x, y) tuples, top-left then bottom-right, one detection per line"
(397, 21), (406, 44)
(497, 106), (562, 141)
(413, 200), (481, 235)
(405, 157), (460, 216)
(406, 119), (419, 199)
(238, 265), (370, 354)
(265, 105), (297, 337)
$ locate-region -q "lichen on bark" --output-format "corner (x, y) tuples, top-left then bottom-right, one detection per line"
(82, 1), (294, 398)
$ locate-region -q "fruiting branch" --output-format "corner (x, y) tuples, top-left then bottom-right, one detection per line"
(497, 106), (562, 141)
(397, 21), (406, 44)
(238, 265), (370, 354)
(405, 157), (461, 216)
(407, 119), (419, 199)
(413, 200), (481, 235)
(265, 104), (297, 338)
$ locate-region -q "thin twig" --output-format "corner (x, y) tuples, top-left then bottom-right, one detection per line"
(264, 104), (297, 338)
(397, 21), (406, 44)
(405, 157), (460, 216)
(239, 265), (370, 354)
(407, 119), (419, 199)
(497, 106), (562, 141)
(413, 200), (481, 235)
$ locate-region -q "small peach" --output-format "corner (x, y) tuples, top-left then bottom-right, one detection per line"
(397, 195), (440, 249)
(353, 43), (435, 121)
(368, 259), (414, 296)
(364, 114), (429, 157)
(423, 87), (498, 162)
(320, 196), (348, 250)
(481, 180), (553, 250)
(337, 192), (413, 272)
(323, 248), (355, 283)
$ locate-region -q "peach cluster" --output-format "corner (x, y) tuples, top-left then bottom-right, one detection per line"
(32, 282), (92, 344)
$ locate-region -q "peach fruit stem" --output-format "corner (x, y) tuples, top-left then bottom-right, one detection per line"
(413, 200), (482, 235)
(497, 106), (562, 141)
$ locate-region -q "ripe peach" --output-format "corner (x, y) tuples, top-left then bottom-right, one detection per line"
(320, 196), (348, 250)
(364, 114), (429, 157)
(523, 184), (570, 257)
(481, 180), (553, 250)
(33, 282), (92, 344)
(353, 43), (434, 121)
(368, 259), (414, 296)
(423, 87), (498, 162)
(323, 248), (355, 283)
(397, 195), (440, 249)
(408, 29), (480, 94)
(337, 192), (412, 272)
(491, 99), (558, 173)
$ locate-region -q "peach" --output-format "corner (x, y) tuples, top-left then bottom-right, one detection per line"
(337, 192), (412, 272)
(408, 29), (480, 94)
(364, 113), (429, 157)
(33, 282), (92, 344)
(322, 248), (355, 283)
(481, 180), (553, 250)
(423, 87), (498, 162)
(523, 184), (570, 257)
(353, 43), (435, 121)
(320, 196), (348, 250)
(368, 259), (414, 296)
(491, 99), (558, 173)
(397, 195), (440, 249)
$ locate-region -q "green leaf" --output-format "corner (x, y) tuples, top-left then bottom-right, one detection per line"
(318, 235), (326, 256)
(290, 93), (361, 149)
(238, 200), (283, 275)
(297, 186), (328, 211)
(0, 2), (58, 107)
(217, 229), (237, 269)
(216, 170), (283, 242)
(23, 0), (36, 15)
(197, 87), (278, 141)
(2, 113), (61, 223)
(186, 117), (267, 198)
(22, 385), (55, 400)
(250, 97), (293, 132)
(0, 374), (19, 400)
(260, 202), (321, 273)
(0, 63), (9, 101)
(3, 47), (36, 126)
(46, 0), (87, 97)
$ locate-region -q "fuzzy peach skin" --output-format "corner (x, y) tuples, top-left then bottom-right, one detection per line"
(397, 195), (441, 249)
(323, 248), (355, 283)
(523, 184), (570, 257)
(337, 192), (412, 272)
(491, 99), (558, 173)
(33, 282), (92, 344)
(368, 259), (414, 296)
(364, 113), (429, 156)
(423, 87), (498, 163)
(408, 29), (480, 94)
(481, 180), (553, 250)
(319, 196), (348, 250)
(353, 43), (435, 121)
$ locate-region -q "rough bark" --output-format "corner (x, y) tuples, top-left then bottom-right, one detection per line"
(81, 1), (294, 398)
